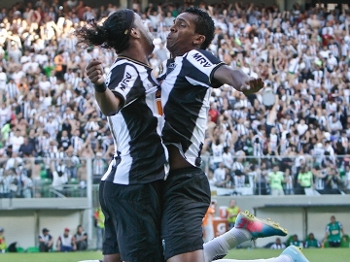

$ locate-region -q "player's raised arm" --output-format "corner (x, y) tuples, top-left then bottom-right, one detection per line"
(213, 65), (264, 96)
(86, 59), (121, 116)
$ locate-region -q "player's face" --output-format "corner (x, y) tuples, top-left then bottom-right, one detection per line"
(133, 13), (154, 54)
(167, 12), (203, 56)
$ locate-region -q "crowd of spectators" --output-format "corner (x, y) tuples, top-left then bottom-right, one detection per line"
(1, 225), (88, 253)
(268, 215), (348, 249)
(0, 0), (349, 198)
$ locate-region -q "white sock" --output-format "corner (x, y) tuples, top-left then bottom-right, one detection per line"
(203, 228), (252, 262)
(211, 255), (292, 262)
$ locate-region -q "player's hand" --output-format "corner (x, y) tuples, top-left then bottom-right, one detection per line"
(86, 59), (105, 85)
(239, 77), (264, 96)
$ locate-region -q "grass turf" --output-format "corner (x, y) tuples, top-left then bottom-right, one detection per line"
(0, 248), (348, 261)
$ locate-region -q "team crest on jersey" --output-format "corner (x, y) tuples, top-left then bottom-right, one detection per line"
(166, 62), (177, 75)
(192, 52), (213, 67)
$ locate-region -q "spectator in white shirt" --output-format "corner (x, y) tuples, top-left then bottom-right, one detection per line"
(5, 152), (23, 170)
(9, 129), (24, 154)
(213, 162), (230, 188)
(297, 119), (308, 136)
(0, 67), (6, 90)
(0, 103), (11, 127)
(328, 115), (343, 132)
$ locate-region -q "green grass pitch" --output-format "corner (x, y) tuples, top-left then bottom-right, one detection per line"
(0, 248), (350, 262)
(0, 248), (348, 262)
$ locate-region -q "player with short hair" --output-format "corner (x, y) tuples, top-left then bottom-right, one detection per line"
(159, 7), (261, 262)
(159, 7), (309, 262)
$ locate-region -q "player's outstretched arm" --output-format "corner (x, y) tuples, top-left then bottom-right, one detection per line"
(86, 59), (121, 116)
(213, 65), (264, 96)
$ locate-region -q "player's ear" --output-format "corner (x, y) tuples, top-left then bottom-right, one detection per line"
(193, 34), (205, 46)
(129, 28), (140, 39)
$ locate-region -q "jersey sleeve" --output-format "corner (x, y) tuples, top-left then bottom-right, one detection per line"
(105, 63), (141, 109)
(185, 49), (225, 87)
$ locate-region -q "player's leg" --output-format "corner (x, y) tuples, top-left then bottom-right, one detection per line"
(162, 167), (211, 262)
(99, 181), (122, 262)
(204, 211), (288, 262)
(213, 245), (309, 262)
(104, 178), (164, 262)
(103, 255), (121, 262)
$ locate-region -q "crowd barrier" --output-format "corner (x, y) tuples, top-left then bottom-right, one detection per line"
(0, 154), (349, 199)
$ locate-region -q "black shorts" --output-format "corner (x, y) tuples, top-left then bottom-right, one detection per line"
(329, 241), (340, 247)
(99, 178), (163, 262)
(161, 167), (211, 260)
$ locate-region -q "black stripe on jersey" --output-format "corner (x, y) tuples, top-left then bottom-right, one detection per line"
(185, 50), (225, 85)
(106, 156), (121, 182)
(161, 50), (224, 166)
(104, 58), (166, 184)
(162, 83), (208, 154)
(120, 95), (166, 183)
(107, 61), (145, 108)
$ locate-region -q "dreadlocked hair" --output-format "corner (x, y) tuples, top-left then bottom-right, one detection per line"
(75, 9), (135, 54)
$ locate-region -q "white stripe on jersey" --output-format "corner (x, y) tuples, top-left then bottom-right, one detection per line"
(160, 49), (224, 167)
(101, 58), (167, 185)
(186, 75), (211, 88)
(106, 63), (137, 107)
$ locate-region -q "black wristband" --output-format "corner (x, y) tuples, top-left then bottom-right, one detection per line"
(94, 83), (107, 93)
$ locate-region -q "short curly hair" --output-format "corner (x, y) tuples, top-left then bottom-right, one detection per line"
(183, 7), (215, 50)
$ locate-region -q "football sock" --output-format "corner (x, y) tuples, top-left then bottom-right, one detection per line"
(204, 228), (252, 262)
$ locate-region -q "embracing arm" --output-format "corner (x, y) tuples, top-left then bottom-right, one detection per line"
(213, 65), (264, 96)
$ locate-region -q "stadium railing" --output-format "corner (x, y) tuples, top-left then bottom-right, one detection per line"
(0, 154), (349, 199)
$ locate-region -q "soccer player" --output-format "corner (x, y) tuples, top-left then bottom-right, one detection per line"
(158, 7), (260, 262)
(76, 9), (167, 262)
(158, 7), (309, 262)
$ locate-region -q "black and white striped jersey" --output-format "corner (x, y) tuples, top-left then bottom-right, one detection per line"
(159, 50), (225, 167)
(101, 57), (167, 185)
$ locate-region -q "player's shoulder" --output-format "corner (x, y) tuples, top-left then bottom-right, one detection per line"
(186, 49), (219, 62)
(106, 60), (139, 86)
(110, 58), (138, 71)
(183, 49), (223, 74)
(187, 49), (211, 55)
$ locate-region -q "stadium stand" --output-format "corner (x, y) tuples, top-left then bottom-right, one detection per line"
(0, 1), (349, 200)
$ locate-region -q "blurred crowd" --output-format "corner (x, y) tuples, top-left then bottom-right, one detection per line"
(0, 0), (350, 198)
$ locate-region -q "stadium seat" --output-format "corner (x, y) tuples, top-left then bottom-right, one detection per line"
(340, 235), (350, 248)
(285, 235), (294, 246)
(16, 247), (25, 253)
(26, 246), (39, 253)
